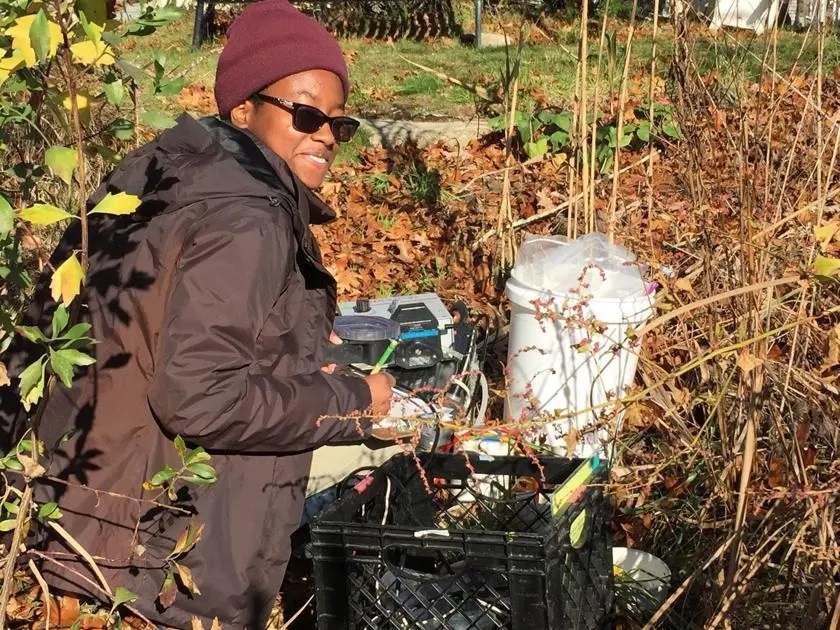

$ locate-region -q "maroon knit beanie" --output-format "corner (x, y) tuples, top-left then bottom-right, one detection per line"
(214, 0), (350, 116)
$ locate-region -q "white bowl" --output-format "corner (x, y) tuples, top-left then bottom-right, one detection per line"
(613, 547), (671, 613)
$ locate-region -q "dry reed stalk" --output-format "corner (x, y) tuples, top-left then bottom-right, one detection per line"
(646, 0), (661, 237)
(607, 0), (639, 242)
(570, 0), (591, 238)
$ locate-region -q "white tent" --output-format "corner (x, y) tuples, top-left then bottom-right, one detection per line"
(709, 0), (839, 31)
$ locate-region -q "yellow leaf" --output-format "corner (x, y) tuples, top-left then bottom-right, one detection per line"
(69, 40), (110, 66)
(674, 277), (694, 294)
(17, 203), (77, 225)
(813, 255), (840, 278)
(815, 220), (840, 246)
(70, 39), (114, 66)
(89, 191), (142, 216)
(0, 53), (25, 88)
(736, 349), (763, 375)
(61, 92), (91, 112)
(5, 14), (62, 67)
(0, 362), (9, 388)
(50, 254), (85, 305)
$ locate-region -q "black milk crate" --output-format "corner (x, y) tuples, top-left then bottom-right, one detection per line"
(310, 452), (614, 629)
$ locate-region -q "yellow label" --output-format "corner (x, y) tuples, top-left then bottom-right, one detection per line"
(569, 509), (588, 548)
(551, 459), (597, 516)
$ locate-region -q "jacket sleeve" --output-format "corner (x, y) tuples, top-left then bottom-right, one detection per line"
(147, 209), (373, 453)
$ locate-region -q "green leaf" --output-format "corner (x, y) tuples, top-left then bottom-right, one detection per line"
(29, 9), (52, 65)
(146, 4), (185, 23)
(181, 475), (216, 485)
(662, 122), (683, 140)
(112, 586), (138, 608)
(91, 143), (122, 164)
(548, 130), (569, 149)
(0, 520), (18, 532)
(140, 110), (177, 130)
(553, 111), (573, 132)
(813, 255), (840, 278)
(185, 462), (216, 481)
(156, 77), (185, 97)
(51, 304), (70, 339)
(17, 204), (76, 225)
(45, 146), (78, 185)
(76, 0), (109, 25)
(77, 10), (99, 44)
(173, 435), (186, 458)
(49, 348), (76, 388)
(89, 191), (142, 216)
(523, 137), (549, 160)
(59, 322), (93, 341)
(108, 118), (135, 140)
(4, 501), (19, 514)
(184, 447), (210, 466)
(18, 357), (46, 411)
(59, 348), (96, 367)
(1, 458), (23, 471)
(0, 194), (13, 237)
(38, 501), (59, 518)
(103, 77), (124, 106)
(148, 466), (177, 487)
(115, 59), (144, 83)
(636, 120), (651, 143)
(16, 325), (46, 343)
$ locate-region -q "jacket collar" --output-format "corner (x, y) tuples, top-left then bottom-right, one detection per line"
(197, 116), (337, 225)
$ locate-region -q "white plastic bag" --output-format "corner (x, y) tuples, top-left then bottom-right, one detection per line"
(511, 232), (647, 299)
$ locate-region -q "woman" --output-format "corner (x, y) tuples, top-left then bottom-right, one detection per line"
(0, 0), (396, 626)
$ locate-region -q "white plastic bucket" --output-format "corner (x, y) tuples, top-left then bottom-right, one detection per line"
(504, 275), (654, 459)
(612, 547), (671, 615)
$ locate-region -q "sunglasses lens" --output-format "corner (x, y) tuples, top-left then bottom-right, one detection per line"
(291, 103), (359, 143)
(332, 118), (360, 143)
(293, 105), (327, 134)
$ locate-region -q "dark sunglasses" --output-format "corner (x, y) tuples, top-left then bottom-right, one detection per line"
(254, 93), (359, 143)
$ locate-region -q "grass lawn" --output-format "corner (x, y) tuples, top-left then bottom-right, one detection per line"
(123, 6), (840, 125)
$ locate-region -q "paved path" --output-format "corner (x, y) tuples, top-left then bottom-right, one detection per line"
(359, 117), (492, 148)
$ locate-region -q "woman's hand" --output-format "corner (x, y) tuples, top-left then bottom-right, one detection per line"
(363, 372), (395, 416)
(321, 330), (343, 374)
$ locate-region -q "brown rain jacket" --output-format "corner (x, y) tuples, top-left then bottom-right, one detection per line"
(0, 114), (373, 628)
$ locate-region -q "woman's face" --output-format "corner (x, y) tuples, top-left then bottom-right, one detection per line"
(230, 69), (346, 189)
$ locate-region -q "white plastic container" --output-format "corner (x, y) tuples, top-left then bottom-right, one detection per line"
(504, 270), (654, 459)
(612, 547), (671, 615)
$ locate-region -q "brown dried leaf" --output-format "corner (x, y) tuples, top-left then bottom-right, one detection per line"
(170, 518), (204, 558)
(158, 567), (178, 609)
(393, 240), (415, 264)
(175, 562), (202, 596)
(736, 350), (763, 375)
(563, 428), (580, 456)
(17, 453), (46, 479)
(49, 595), (81, 626)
